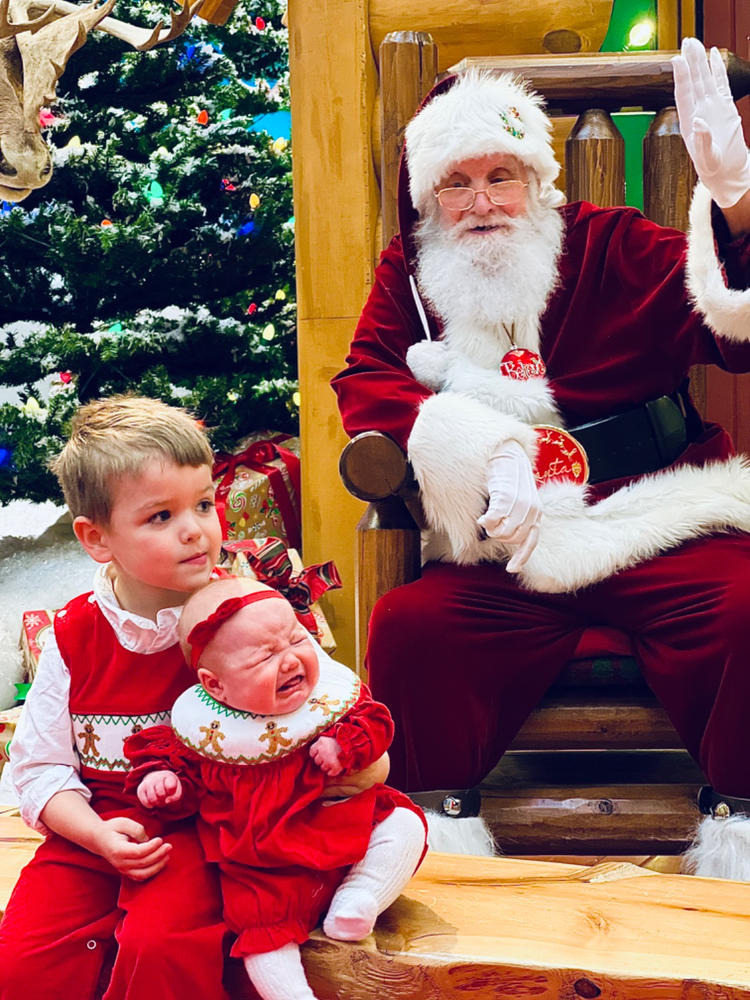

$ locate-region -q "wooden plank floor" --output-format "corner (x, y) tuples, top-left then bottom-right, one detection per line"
(304, 852), (750, 999)
(3, 812), (750, 997)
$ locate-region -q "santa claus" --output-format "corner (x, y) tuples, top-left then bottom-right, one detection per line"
(333, 38), (750, 877)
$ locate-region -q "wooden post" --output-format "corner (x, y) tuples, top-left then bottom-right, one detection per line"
(642, 107), (695, 230)
(380, 32), (437, 249)
(565, 109), (625, 206)
(356, 499), (421, 676)
(643, 106), (706, 419)
(288, 0), (381, 669)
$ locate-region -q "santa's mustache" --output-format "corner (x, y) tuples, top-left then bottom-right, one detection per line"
(451, 213), (525, 236)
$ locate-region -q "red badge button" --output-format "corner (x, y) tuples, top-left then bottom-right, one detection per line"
(500, 348), (547, 380)
(533, 425), (589, 486)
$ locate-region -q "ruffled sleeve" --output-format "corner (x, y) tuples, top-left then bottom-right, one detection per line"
(325, 687), (394, 774)
(123, 725), (202, 818)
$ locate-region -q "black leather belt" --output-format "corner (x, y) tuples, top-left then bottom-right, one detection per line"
(569, 394), (690, 486)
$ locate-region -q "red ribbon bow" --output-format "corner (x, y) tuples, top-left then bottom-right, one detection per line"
(223, 537), (342, 640)
(212, 435), (301, 549)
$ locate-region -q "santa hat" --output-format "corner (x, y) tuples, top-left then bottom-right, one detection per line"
(405, 70), (561, 214)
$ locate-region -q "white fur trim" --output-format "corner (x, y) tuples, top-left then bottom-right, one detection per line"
(683, 815), (750, 881)
(407, 341), (561, 425)
(407, 392), (538, 564)
(406, 340), (450, 392)
(518, 457), (750, 592)
(424, 811), (497, 856)
(685, 181), (750, 342)
(411, 419), (750, 592)
(405, 70), (560, 215)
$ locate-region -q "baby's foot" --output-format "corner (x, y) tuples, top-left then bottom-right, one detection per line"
(323, 888), (378, 941)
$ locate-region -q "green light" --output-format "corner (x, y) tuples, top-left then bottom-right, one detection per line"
(628, 19), (655, 47)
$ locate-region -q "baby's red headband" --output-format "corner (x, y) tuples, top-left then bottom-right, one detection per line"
(187, 590), (285, 670)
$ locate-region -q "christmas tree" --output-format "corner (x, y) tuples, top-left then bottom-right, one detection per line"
(0, 0), (296, 503)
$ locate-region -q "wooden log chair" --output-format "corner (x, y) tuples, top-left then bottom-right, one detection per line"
(339, 36), (750, 859)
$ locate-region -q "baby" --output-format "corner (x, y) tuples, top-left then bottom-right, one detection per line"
(125, 576), (427, 1000)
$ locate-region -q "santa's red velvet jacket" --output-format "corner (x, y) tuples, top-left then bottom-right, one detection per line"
(332, 83), (750, 591)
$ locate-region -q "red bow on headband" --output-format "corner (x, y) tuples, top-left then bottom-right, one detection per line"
(187, 590), (285, 670)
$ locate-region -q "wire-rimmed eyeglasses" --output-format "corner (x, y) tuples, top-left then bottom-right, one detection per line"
(434, 180), (528, 212)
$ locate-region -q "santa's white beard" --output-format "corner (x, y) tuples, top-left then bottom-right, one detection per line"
(414, 198), (564, 360)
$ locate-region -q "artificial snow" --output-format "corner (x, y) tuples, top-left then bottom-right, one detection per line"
(0, 502), (93, 710)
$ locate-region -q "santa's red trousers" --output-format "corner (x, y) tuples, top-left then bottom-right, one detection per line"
(367, 535), (750, 795)
(0, 819), (256, 1000)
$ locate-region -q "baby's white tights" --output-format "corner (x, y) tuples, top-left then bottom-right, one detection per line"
(242, 807), (425, 999)
(243, 942), (316, 1000)
(323, 805), (426, 941)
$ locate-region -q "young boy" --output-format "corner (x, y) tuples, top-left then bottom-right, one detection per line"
(0, 395), (246, 999)
(126, 576), (427, 1000)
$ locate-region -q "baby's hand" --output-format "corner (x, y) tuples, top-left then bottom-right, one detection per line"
(309, 735), (343, 776)
(137, 770), (183, 809)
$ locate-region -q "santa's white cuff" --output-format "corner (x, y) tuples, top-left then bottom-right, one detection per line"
(407, 392), (537, 561)
(686, 181), (750, 342)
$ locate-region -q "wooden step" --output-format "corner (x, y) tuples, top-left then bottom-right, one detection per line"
(510, 692), (683, 750)
(477, 750), (704, 854)
(7, 813), (750, 997)
(304, 852), (750, 999)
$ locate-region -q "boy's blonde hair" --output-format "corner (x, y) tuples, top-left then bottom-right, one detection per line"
(51, 394), (214, 523)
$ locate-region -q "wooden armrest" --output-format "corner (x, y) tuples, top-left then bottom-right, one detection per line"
(339, 431), (416, 501)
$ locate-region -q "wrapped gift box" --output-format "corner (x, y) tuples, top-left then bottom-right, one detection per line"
(19, 609), (56, 683)
(0, 706), (22, 772)
(213, 432), (301, 549)
(222, 538), (339, 654)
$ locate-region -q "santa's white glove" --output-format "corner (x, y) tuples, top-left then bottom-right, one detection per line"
(672, 37), (750, 209)
(477, 440), (541, 572)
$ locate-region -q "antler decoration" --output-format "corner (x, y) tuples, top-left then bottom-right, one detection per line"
(132, 0), (205, 51)
(16, 0), (117, 130)
(1, 0), (205, 201)
(0, 0), (57, 36)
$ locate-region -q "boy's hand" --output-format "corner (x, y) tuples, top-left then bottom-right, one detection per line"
(309, 735), (343, 776)
(321, 751), (390, 799)
(92, 817), (173, 881)
(137, 770), (183, 809)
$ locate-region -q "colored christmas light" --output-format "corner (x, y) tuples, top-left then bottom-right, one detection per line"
(38, 108), (57, 128)
(262, 323), (275, 340)
(249, 193), (260, 209)
(197, 109), (209, 125)
(274, 289), (286, 301)
(246, 302), (258, 315)
(237, 220), (255, 236)
(255, 16), (265, 29)
(146, 180), (164, 205)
